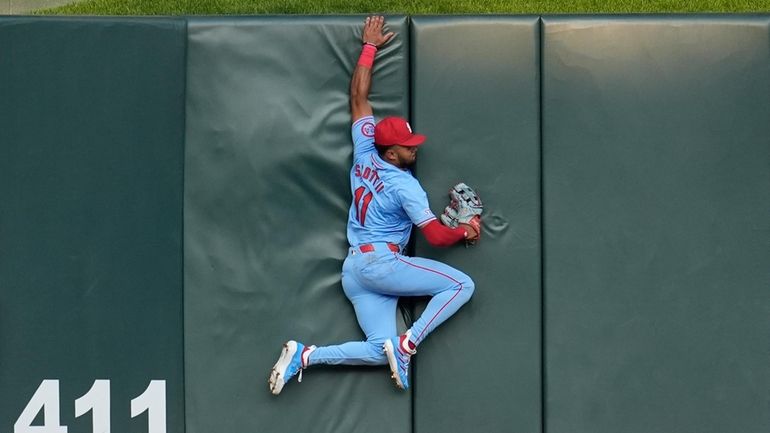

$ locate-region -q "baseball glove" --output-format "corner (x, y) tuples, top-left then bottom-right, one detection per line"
(440, 182), (483, 244)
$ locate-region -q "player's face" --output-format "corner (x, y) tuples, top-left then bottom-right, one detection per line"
(393, 145), (418, 168)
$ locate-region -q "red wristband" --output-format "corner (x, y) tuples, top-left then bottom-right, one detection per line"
(357, 43), (377, 68)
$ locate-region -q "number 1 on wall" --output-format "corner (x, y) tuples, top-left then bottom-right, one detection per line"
(131, 380), (166, 433)
(75, 380), (109, 433)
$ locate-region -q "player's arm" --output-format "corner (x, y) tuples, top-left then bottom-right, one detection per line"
(420, 220), (478, 247)
(350, 16), (394, 123)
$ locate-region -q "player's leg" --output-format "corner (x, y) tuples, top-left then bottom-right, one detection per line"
(399, 256), (474, 346)
(268, 259), (396, 395)
(304, 253), (396, 366)
(360, 254), (475, 347)
(355, 252), (474, 390)
(307, 289), (396, 366)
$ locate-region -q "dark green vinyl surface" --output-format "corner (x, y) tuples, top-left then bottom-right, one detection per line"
(410, 17), (542, 433)
(183, 16), (411, 433)
(0, 18), (186, 433)
(2, 14), (769, 433)
(543, 16), (770, 433)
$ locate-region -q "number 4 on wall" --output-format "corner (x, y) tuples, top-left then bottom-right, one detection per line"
(14, 379), (166, 433)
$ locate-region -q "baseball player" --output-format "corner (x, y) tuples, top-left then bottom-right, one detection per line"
(269, 16), (481, 395)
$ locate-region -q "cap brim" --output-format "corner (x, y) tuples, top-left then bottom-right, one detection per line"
(399, 133), (426, 147)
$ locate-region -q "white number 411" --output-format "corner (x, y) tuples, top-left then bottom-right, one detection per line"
(14, 379), (166, 433)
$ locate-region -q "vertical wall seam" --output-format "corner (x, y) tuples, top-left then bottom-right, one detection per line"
(401, 14), (417, 332)
(406, 17), (416, 433)
(181, 15), (189, 433)
(405, 15), (417, 261)
(402, 15), (417, 433)
(538, 15), (546, 433)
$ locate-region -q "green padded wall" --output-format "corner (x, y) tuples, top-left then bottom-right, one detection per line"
(0, 18), (186, 433)
(543, 16), (770, 433)
(410, 17), (542, 433)
(3, 14), (769, 433)
(183, 16), (412, 433)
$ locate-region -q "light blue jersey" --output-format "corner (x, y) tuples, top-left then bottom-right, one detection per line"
(347, 116), (436, 248)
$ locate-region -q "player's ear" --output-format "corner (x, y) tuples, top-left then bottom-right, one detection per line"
(384, 148), (397, 163)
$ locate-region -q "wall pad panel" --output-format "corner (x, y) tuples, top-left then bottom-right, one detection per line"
(411, 16), (542, 433)
(543, 16), (770, 433)
(0, 17), (186, 433)
(183, 16), (411, 433)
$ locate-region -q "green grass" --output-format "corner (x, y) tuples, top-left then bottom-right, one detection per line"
(37, 0), (770, 15)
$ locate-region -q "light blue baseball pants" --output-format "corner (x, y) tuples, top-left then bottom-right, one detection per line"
(308, 243), (474, 366)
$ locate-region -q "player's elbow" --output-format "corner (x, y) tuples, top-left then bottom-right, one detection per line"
(350, 98), (364, 114)
(350, 90), (368, 109)
(350, 75), (367, 99)
(350, 82), (361, 98)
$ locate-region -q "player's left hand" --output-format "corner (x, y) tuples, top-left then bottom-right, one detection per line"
(362, 16), (395, 48)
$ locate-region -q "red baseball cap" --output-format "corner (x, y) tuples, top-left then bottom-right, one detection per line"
(374, 117), (426, 147)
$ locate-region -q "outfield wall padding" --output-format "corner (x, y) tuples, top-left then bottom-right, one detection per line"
(542, 16), (770, 433)
(1, 14), (769, 433)
(410, 16), (542, 433)
(0, 18), (186, 433)
(183, 16), (412, 433)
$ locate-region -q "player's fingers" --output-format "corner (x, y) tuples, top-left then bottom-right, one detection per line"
(383, 32), (396, 43)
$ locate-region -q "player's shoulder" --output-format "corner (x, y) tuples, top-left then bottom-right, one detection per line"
(354, 149), (377, 166)
(392, 170), (425, 192)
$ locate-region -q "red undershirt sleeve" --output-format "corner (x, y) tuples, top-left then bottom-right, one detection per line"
(419, 220), (466, 247)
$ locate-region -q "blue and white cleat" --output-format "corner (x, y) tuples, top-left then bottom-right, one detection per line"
(383, 330), (416, 390)
(269, 340), (315, 395)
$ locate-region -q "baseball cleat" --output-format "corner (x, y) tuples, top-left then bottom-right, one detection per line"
(268, 340), (315, 395)
(383, 331), (416, 390)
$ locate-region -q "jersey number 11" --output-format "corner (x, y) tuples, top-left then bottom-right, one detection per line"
(354, 186), (373, 226)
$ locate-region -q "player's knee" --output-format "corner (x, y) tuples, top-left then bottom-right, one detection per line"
(456, 275), (475, 304)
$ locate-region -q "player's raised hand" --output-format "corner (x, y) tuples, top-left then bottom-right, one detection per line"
(362, 15), (395, 48)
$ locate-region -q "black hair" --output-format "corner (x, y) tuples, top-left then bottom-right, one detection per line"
(375, 143), (391, 157)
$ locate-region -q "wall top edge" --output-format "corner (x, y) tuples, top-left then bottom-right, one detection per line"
(1, 13), (768, 21)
